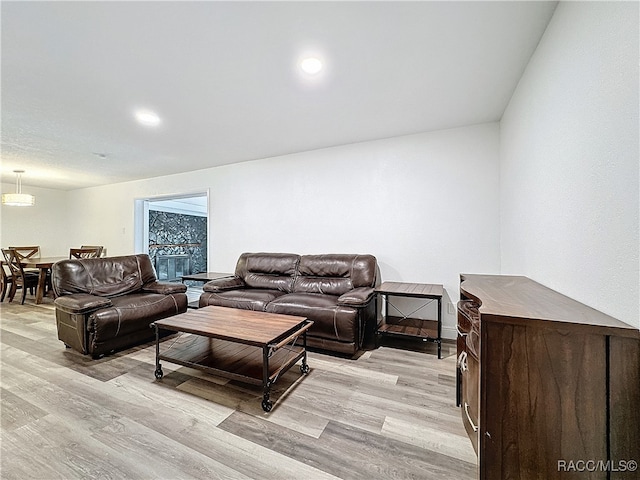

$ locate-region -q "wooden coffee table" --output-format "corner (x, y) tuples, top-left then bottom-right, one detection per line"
(150, 306), (313, 412)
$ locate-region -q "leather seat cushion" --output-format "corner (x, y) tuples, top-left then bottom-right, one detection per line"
(266, 293), (358, 343)
(90, 293), (186, 341)
(200, 289), (285, 311)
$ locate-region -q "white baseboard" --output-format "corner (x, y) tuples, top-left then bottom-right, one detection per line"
(441, 325), (457, 341)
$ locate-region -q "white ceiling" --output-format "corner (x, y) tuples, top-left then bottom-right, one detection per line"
(1, 1), (557, 191)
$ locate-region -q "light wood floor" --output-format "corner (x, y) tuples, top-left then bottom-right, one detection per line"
(0, 296), (477, 480)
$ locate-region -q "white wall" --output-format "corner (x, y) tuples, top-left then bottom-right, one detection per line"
(65, 123), (501, 338)
(7, 3), (638, 334)
(0, 183), (69, 256)
(500, 1), (639, 327)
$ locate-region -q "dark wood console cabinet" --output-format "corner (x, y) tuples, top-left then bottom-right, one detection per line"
(457, 274), (640, 480)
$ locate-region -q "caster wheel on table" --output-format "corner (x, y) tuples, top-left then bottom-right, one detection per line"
(261, 399), (273, 412)
(300, 363), (310, 374)
(154, 368), (163, 379)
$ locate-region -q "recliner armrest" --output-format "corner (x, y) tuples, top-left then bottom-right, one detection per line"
(142, 281), (188, 295)
(54, 294), (112, 315)
(203, 276), (245, 292)
(337, 287), (375, 307)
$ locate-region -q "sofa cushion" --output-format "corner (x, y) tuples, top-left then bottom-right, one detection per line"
(293, 254), (377, 295)
(199, 288), (285, 311)
(89, 293), (186, 341)
(202, 276), (245, 292)
(55, 293), (112, 314)
(266, 293), (358, 343)
(337, 287), (376, 307)
(142, 281), (187, 295)
(235, 252), (299, 292)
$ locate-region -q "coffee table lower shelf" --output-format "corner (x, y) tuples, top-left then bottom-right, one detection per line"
(153, 332), (310, 412)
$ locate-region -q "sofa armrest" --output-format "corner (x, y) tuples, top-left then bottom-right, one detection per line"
(54, 294), (112, 315)
(142, 281), (188, 295)
(337, 287), (376, 307)
(203, 276), (246, 292)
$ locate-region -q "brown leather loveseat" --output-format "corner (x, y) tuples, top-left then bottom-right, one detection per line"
(199, 252), (379, 355)
(52, 254), (188, 357)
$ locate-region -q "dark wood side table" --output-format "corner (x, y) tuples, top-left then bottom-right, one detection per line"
(181, 272), (233, 309)
(375, 281), (444, 358)
(180, 272), (233, 284)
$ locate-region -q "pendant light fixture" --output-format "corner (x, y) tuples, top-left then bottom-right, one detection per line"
(2, 170), (35, 206)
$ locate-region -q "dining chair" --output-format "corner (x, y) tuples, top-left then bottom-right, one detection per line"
(70, 248), (102, 259)
(1, 263), (13, 302)
(80, 245), (104, 257)
(1, 248), (39, 304)
(8, 246), (41, 273)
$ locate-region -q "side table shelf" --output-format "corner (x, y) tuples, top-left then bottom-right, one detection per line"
(181, 272), (234, 309)
(375, 281), (444, 358)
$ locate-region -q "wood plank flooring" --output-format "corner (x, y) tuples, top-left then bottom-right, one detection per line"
(0, 297), (477, 480)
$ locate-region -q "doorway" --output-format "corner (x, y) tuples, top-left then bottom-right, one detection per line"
(134, 192), (209, 281)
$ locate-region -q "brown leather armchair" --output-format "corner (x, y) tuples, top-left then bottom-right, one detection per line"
(52, 254), (187, 357)
(199, 253), (379, 355)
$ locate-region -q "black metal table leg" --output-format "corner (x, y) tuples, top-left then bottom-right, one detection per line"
(300, 329), (310, 374)
(152, 323), (163, 379)
(437, 297), (442, 359)
(261, 346), (272, 412)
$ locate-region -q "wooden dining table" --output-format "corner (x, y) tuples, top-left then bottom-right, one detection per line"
(19, 256), (68, 304)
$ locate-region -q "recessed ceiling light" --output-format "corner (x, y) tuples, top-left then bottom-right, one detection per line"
(300, 57), (323, 75)
(134, 109), (161, 127)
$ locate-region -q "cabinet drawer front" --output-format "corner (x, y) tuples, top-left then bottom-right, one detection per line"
(457, 300), (479, 334)
(461, 351), (479, 455)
